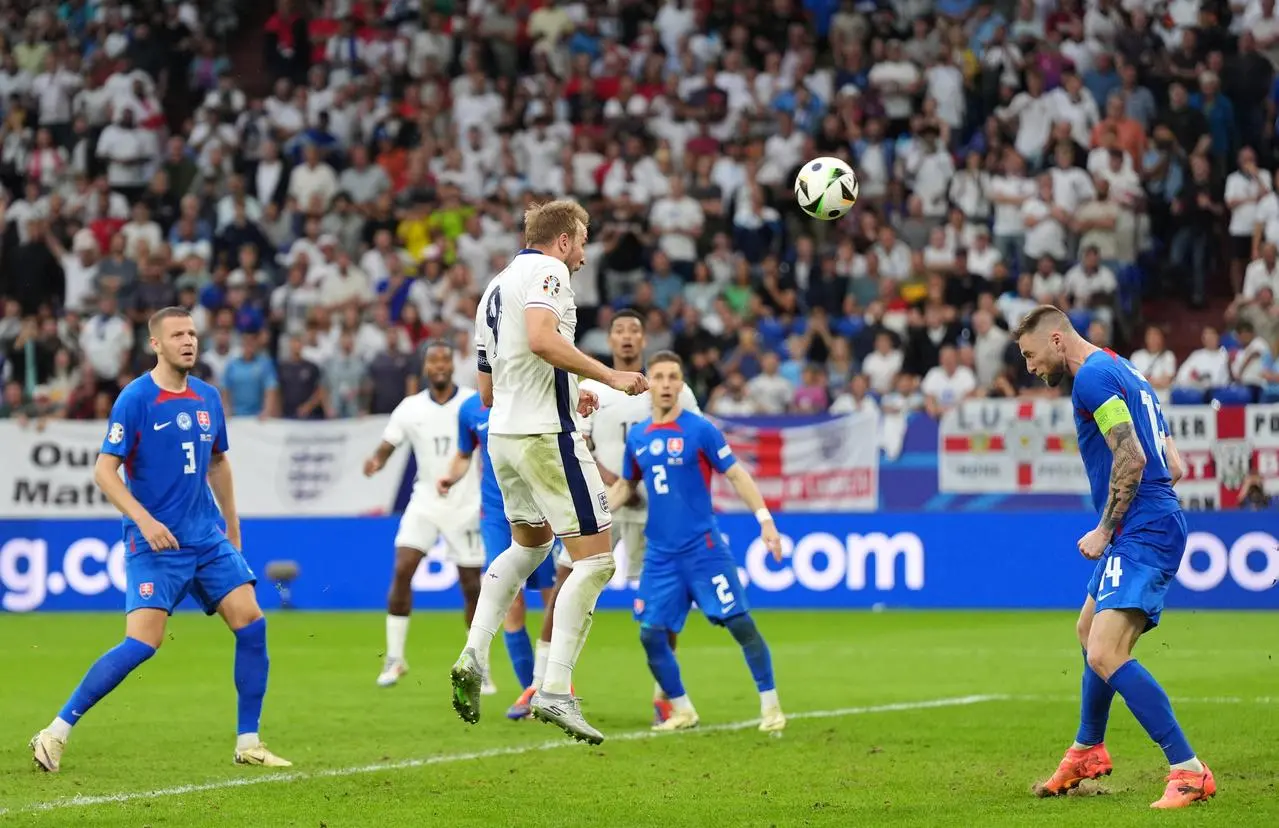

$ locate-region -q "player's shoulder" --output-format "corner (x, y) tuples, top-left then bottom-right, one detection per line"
(188, 376), (222, 404)
(117, 373), (155, 401)
(454, 386), (476, 404)
(459, 390), (483, 416)
(1075, 351), (1122, 389)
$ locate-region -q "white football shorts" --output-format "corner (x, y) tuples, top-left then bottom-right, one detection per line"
(488, 431), (612, 540)
(393, 508), (485, 568)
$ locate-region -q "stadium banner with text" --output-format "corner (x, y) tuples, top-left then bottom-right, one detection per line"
(939, 402), (1279, 505)
(710, 410), (878, 512)
(0, 418), (408, 519)
(2, 512), (1273, 613)
(939, 399), (1088, 494)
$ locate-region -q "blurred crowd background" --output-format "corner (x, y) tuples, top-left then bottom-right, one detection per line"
(2, 0), (1279, 427)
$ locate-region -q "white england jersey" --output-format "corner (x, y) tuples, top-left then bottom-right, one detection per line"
(382, 387), (480, 521)
(580, 378), (701, 522)
(476, 250), (579, 436)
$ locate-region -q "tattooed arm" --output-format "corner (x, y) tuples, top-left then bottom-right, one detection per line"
(1098, 420), (1147, 534)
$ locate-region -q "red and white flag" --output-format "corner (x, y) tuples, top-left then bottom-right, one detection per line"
(939, 400), (1088, 493)
(710, 410), (879, 512)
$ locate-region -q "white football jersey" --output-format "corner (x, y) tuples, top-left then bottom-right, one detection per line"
(382, 387), (480, 520)
(580, 378), (701, 521)
(476, 251), (579, 436)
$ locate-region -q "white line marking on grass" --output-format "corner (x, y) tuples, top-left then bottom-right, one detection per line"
(1009, 694), (1279, 705)
(5, 694), (1004, 816)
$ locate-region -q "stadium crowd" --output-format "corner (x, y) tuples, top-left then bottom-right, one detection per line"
(2, 0), (1279, 426)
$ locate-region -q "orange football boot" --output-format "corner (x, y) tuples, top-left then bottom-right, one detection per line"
(652, 697), (674, 725)
(1034, 744), (1114, 797)
(1151, 764), (1216, 808)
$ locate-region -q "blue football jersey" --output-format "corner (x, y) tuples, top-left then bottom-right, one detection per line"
(624, 410), (737, 554)
(1072, 350), (1181, 532)
(457, 392), (504, 520)
(100, 374), (228, 545)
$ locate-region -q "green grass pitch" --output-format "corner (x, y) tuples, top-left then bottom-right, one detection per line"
(1, 609), (1276, 827)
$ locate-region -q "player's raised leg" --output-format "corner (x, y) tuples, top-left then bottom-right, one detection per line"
(451, 520), (555, 723)
(526, 435), (617, 745)
(515, 561), (573, 718)
(31, 606), (164, 772)
(380, 546), (424, 687)
(1035, 595), (1115, 797)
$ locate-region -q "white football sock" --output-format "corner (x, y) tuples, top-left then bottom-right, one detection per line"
(654, 681), (666, 700)
(236, 732), (259, 751)
(760, 689), (779, 711)
(533, 639), (549, 688)
(386, 614), (409, 662)
(1071, 741), (1094, 751)
(670, 694), (695, 713)
(542, 552), (614, 696)
(1171, 756), (1205, 773)
(464, 541), (552, 659)
(48, 717), (71, 741)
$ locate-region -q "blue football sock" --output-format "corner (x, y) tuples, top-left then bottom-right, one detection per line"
(58, 637), (156, 726)
(1107, 659), (1195, 765)
(234, 618), (269, 736)
(640, 626), (685, 698)
(725, 614), (775, 693)
(503, 627), (535, 689)
(1076, 649), (1116, 746)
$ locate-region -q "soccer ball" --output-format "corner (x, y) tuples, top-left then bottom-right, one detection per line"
(794, 157), (859, 221)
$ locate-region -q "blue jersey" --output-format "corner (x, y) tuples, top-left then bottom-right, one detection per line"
(623, 410), (737, 554)
(100, 374), (228, 545)
(1072, 350), (1181, 533)
(457, 393), (503, 520)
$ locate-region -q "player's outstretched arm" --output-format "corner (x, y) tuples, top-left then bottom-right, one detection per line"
(93, 454), (178, 551)
(208, 452), (242, 550)
(525, 308), (648, 395)
(722, 465), (783, 561)
(363, 440), (397, 477)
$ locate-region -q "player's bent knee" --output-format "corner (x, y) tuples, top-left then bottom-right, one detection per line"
(125, 607), (169, 649)
(217, 583), (264, 631)
(724, 614), (760, 645)
(639, 625), (671, 653)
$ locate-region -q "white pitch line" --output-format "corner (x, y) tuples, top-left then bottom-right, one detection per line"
(1009, 694), (1279, 705)
(5, 694), (1004, 817)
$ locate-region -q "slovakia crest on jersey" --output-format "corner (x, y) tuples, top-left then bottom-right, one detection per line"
(139, 582), (154, 599)
(197, 410), (211, 431)
(666, 438), (684, 457)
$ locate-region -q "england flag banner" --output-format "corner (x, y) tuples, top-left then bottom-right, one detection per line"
(1164, 404), (1279, 510)
(0, 417), (407, 518)
(939, 399), (1089, 493)
(709, 410), (879, 512)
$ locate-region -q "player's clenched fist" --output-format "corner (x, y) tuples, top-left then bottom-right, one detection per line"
(608, 370), (649, 396)
(139, 516), (179, 551)
(577, 389), (600, 417)
(363, 456), (384, 477)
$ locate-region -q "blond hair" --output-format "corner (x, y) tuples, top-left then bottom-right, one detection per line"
(523, 199), (590, 246)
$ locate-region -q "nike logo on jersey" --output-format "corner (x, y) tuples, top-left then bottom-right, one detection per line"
(477, 423), (488, 431)
(1097, 590), (1116, 601)
(722, 602), (736, 613)
(637, 447), (648, 456)
(153, 421), (172, 431)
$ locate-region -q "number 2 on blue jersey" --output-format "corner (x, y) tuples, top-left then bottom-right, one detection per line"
(485, 287), (502, 357)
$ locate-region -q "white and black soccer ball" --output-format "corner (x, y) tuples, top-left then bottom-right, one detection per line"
(794, 156), (859, 221)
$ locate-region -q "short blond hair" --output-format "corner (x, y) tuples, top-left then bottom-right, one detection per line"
(1011, 304), (1071, 341)
(524, 199), (589, 246)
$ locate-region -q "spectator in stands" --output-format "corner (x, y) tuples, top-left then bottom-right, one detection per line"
(1131, 325), (1178, 405)
(278, 334), (326, 420)
(222, 331), (278, 418)
(1174, 327), (1231, 397)
(922, 344), (977, 417)
(1231, 321), (1272, 398)
(708, 370), (758, 416)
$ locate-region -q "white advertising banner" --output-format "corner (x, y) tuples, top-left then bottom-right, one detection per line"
(941, 400), (1279, 508)
(939, 399), (1089, 494)
(710, 410), (880, 512)
(0, 417), (409, 518)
